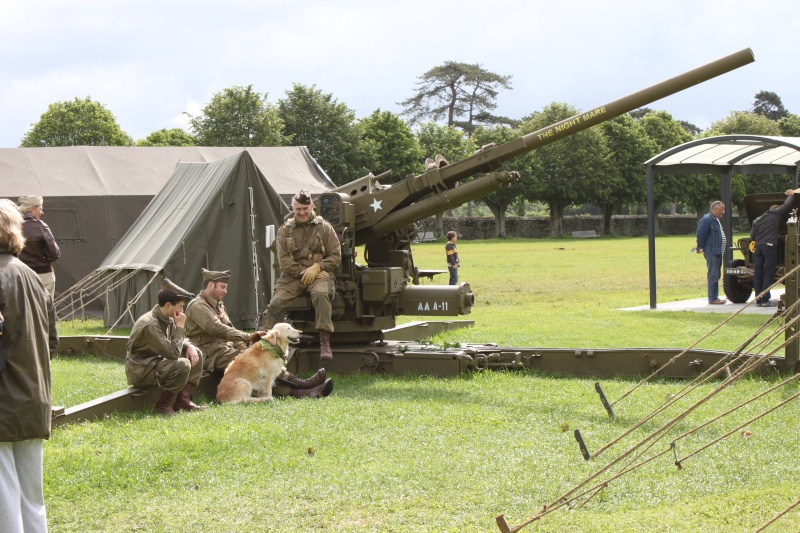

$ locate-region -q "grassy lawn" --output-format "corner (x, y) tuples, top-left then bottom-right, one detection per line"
(48, 235), (800, 532)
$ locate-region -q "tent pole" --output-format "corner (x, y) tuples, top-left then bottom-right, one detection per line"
(647, 165), (657, 309)
(249, 186), (260, 319)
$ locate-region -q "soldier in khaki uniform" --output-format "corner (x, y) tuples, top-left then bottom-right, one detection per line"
(186, 268), (332, 398)
(125, 279), (205, 415)
(260, 191), (342, 360)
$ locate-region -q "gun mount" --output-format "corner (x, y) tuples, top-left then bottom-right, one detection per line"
(280, 48), (755, 343)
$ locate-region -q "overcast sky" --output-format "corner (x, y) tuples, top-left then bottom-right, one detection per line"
(1, 0), (797, 149)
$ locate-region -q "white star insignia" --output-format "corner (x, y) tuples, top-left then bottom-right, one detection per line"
(370, 199), (383, 212)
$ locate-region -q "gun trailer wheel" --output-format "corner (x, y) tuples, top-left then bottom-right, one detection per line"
(724, 259), (753, 303)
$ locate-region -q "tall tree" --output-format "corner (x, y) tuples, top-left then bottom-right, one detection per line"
(358, 109), (423, 182)
(778, 114), (800, 137)
(399, 62), (512, 134)
(187, 85), (285, 147)
(416, 122), (474, 162)
(599, 114), (657, 233)
(278, 83), (371, 184)
(20, 96), (133, 147)
(520, 103), (611, 237)
(416, 123), (476, 233)
(471, 125), (532, 237)
(638, 110), (693, 218)
(706, 110), (784, 198)
(751, 90), (788, 121)
(136, 128), (196, 147)
(706, 110), (782, 136)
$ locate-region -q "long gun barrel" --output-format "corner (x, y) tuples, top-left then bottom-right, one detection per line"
(327, 48), (754, 245)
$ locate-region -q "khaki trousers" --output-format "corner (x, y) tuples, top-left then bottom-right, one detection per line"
(132, 357), (203, 394)
(261, 276), (335, 332)
(37, 271), (55, 298)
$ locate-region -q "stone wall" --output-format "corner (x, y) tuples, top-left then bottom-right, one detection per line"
(431, 214), (740, 239)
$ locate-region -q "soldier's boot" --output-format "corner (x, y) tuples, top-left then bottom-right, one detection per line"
(173, 383), (206, 412)
(275, 369), (327, 389)
(273, 378), (334, 399)
(155, 389), (177, 415)
(319, 330), (333, 361)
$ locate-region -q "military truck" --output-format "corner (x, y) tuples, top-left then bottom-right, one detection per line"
(723, 191), (800, 303)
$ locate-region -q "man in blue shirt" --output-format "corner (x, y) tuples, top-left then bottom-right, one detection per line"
(696, 201), (726, 304)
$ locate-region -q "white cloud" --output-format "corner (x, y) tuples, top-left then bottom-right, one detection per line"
(1, 0), (799, 146)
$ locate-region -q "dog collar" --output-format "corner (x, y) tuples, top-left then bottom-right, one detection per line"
(258, 339), (286, 360)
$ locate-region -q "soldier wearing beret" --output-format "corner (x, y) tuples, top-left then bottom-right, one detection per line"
(17, 195), (60, 297)
(186, 268), (332, 398)
(125, 278), (205, 415)
(259, 190), (342, 360)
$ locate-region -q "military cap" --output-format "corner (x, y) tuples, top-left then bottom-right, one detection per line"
(18, 195), (43, 208)
(202, 268), (231, 283)
(293, 190), (312, 205)
(161, 277), (194, 301)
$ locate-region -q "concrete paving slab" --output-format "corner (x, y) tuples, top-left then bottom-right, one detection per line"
(620, 288), (785, 315)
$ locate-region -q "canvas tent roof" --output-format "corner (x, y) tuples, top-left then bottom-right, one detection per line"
(66, 150), (289, 329)
(0, 145), (335, 197)
(0, 146), (334, 294)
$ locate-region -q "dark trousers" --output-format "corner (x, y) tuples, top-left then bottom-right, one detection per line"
(703, 251), (722, 302)
(753, 243), (778, 304)
(448, 267), (458, 285)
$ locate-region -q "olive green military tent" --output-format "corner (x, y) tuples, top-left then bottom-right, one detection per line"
(59, 150), (289, 329)
(0, 146), (334, 294)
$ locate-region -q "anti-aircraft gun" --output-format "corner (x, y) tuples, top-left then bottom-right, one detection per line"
(52, 48), (764, 426)
(281, 48), (756, 349)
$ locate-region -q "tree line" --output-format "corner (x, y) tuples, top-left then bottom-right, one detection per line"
(19, 62), (798, 236)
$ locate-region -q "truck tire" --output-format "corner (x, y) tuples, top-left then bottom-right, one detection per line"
(723, 259), (752, 303)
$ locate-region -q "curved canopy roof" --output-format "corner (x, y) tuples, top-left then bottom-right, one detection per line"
(644, 135), (800, 176)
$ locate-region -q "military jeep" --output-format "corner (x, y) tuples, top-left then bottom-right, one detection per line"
(723, 192), (800, 303)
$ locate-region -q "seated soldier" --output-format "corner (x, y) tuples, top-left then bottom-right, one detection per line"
(125, 278), (205, 415)
(259, 190), (342, 360)
(185, 268), (332, 398)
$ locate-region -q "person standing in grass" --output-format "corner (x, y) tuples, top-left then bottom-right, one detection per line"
(696, 201), (726, 305)
(17, 195), (60, 298)
(750, 189), (796, 307)
(445, 231), (460, 285)
(125, 279), (205, 415)
(0, 198), (58, 533)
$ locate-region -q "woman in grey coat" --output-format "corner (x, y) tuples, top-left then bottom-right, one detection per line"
(0, 198), (58, 532)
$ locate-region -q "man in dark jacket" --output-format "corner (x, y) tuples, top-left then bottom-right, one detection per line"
(0, 198), (58, 532)
(17, 195), (61, 297)
(696, 200), (727, 304)
(750, 189), (796, 307)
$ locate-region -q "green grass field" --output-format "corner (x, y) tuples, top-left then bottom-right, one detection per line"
(48, 235), (800, 532)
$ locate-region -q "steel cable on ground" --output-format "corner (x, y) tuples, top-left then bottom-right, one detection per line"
(589, 325), (800, 484)
(753, 496), (800, 532)
(609, 263), (800, 409)
(674, 389), (800, 467)
(568, 372), (800, 516)
(501, 329), (800, 531)
(592, 307), (800, 460)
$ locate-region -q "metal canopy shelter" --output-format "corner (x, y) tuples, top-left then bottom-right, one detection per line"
(644, 135), (800, 308)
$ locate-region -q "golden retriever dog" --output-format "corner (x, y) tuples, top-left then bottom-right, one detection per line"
(216, 323), (302, 404)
